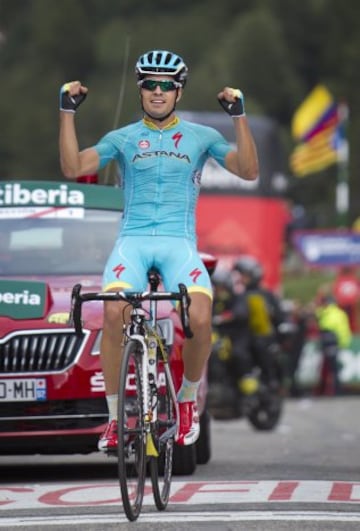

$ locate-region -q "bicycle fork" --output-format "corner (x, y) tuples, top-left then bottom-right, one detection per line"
(147, 300), (179, 452)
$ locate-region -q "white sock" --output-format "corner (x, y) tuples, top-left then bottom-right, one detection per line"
(106, 394), (118, 421)
(177, 376), (200, 403)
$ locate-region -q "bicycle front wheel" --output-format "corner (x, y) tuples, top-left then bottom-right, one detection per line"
(117, 339), (146, 522)
(150, 360), (175, 510)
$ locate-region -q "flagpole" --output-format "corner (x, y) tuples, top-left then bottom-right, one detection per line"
(335, 102), (350, 227)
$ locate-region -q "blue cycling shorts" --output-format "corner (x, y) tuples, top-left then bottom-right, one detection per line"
(102, 235), (213, 299)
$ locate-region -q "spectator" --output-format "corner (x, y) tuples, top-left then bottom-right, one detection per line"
(332, 266), (360, 332)
(315, 294), (352, 395)
(283, 300), (310, 397)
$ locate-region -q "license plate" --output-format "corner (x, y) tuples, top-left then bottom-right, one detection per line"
(0, 378), (47, 402)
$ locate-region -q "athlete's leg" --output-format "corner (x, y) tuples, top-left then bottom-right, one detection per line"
(157, 237), (213, 445)
(175, 292), (213, 445)
(181, 292), (213, 382)
(100, 300), (131, 397)
(156, 237), (213, 389)
(98, 236), (148, 451)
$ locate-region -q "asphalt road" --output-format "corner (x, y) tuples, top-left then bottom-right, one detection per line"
(0, 396), (359, 530)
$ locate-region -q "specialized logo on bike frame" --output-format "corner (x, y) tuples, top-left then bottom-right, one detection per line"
(0, 183), (84, 207)
(138, 140), (150, 149)
(132, 151), (190, 163)
(189, 268), (202, 283)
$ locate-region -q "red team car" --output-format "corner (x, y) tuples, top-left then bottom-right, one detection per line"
(0, 180), (215, 474)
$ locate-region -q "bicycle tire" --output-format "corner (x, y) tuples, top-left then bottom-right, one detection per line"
(117, 339), (146, 521)
(150, 358), (175, 510)
(247, 387), (283, 431)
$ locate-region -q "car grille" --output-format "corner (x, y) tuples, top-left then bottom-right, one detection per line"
(0, 330), (87, 373)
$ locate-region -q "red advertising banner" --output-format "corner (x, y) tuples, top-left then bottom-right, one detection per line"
(196, 195), (289, 291)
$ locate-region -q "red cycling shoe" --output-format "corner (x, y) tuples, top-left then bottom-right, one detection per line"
(175, 401), (200, 446)
(98, 419), (118, 452)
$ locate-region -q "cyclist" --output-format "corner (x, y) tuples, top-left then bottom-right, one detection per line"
(59, 50), (259, 451)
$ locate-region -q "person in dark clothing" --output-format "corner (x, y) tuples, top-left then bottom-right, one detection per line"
(232, 256), (286, 389)
(211, 268), (253, 390)
(285, 300), (309, 397)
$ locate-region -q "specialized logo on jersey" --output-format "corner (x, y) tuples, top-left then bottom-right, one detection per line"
(189, 268), (202, 283)
(172, 132), (183, 149)
(132, 151), (190, 163)
(138, 140), (150, 149)
(113, 264), (126, 279)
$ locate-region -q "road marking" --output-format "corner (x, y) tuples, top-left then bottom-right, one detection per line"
(1, 481), (360, 509)
(1, 511), (360, 527)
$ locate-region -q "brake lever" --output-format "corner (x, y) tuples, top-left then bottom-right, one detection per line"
(69, 283), (84, 337)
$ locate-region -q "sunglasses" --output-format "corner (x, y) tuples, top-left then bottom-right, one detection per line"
(138, 79), (182, 92)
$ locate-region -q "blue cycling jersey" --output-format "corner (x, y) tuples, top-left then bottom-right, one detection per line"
(94, 116), (232, 242)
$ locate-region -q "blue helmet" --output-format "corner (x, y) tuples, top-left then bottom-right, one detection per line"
(135, 50), (188, 87)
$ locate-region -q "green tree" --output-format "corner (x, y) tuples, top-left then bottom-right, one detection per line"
(0, 0), (360, 227)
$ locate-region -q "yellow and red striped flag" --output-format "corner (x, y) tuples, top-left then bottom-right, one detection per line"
(290, 85), (340, 177)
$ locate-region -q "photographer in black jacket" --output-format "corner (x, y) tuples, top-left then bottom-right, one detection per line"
(232, 256), (286, 389)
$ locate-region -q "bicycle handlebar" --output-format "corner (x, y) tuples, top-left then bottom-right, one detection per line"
(69, 283), (194, 339)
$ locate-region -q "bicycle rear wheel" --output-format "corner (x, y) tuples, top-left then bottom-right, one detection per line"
(150, 360), (175, 510)
(117, 339), (146, 521)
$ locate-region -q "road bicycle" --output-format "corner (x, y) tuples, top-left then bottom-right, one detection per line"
(69, 270), (193, 521)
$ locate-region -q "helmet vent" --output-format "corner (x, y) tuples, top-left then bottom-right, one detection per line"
(135, 50), (188, 86)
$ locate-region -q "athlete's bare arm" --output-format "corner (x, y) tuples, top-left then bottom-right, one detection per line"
(225, 118), (259, 180)
(59, 81), (100, 179)
(217, 86), (259, 181)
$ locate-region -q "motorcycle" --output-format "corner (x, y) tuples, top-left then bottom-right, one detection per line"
(207, 324), (292, 431)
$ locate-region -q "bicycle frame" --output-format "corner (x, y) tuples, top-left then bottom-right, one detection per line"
(123, 306), (177, 454)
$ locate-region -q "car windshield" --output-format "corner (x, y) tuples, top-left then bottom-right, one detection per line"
(0, 208), (121, 276)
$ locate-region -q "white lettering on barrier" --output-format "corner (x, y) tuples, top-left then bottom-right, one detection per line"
(0, 481), (360, 508)
(0, 291), (41, 305)
(0, 184), (84, 206)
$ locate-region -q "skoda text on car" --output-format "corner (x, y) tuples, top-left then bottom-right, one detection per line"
(0, 180), (214, 474)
